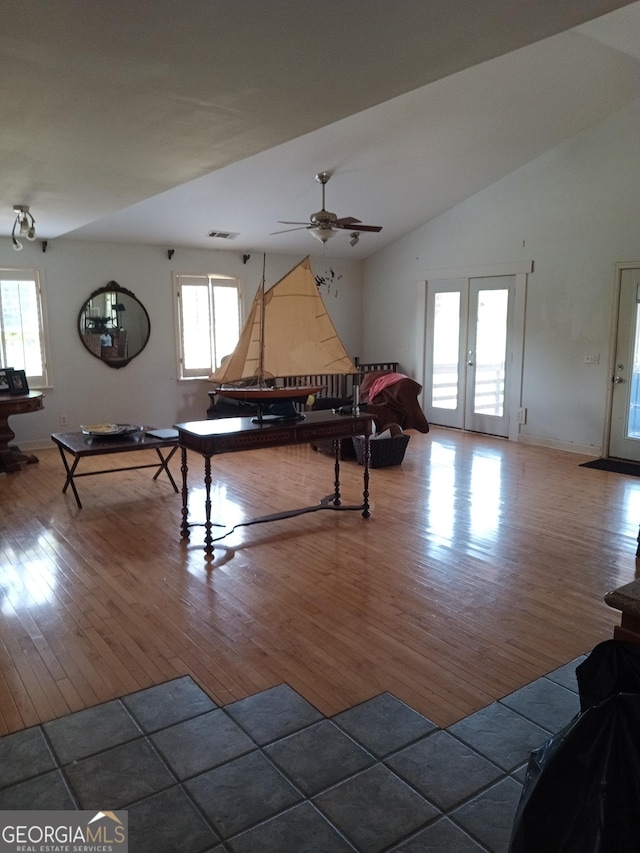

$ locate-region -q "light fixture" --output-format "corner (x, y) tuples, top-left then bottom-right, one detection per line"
(309, 225), (337, 244)
(11, 205), (36, 251)
(349, 232), (360, 247)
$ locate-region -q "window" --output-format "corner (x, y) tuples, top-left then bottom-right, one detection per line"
(174, 273), (242, 379)
(0, 268), (50, 387)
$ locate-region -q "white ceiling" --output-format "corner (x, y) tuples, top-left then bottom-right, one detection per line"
(3, 0), (640, 259)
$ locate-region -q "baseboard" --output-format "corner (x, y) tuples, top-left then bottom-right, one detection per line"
(10, 439), (53, 453)
(517, 433), (601, 456)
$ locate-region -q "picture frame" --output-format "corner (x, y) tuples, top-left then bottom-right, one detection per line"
(0, 368), (13, 393)
(6, 369), (29, 395)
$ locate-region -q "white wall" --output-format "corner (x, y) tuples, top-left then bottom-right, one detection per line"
(10, 100), (640, 455)
(362, 100), (640, 453)
(0, 242), (363, 449)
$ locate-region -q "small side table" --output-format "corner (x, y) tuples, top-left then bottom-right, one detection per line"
(604, 579), (640, 644)
(0, 391), (44, 472)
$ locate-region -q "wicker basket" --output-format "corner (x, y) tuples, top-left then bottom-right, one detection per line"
(353, 432), (410, 468)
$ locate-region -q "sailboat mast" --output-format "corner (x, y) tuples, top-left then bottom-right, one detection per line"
(259, 253), (266, 384)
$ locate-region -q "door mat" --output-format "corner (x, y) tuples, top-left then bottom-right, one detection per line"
(580, 458), (640, 477)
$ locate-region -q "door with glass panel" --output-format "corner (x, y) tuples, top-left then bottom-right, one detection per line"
(609, 268), (640, 461)
(424, 276), (515, 436)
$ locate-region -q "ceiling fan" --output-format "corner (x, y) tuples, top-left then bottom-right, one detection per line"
(271, 172), (382, 245)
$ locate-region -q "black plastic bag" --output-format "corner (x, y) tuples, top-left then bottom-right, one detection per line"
(508, 693), (640, 853)
(576, 639), (640, 711)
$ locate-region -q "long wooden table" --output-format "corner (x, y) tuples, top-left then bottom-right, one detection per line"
(175, 411), (373, 556)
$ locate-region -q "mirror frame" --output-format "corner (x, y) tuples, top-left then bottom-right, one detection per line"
(78, 280), (150, 369)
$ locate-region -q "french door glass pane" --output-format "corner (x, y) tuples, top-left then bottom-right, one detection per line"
(432, 291), (460, 409)
(628, 297), (640, 439)
(473, 289), (508, 417)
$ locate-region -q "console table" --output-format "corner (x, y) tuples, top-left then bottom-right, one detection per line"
(0, 391), (44, 472)
(175, 411), (373, 556)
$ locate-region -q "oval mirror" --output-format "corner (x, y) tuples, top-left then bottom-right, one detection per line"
(78, 281), (150, 368)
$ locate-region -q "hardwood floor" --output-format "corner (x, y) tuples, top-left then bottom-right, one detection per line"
(0, 427), (637, 735)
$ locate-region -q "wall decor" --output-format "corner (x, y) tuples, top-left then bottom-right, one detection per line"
(78, 281), (150, 368)
(0, 368), (13, 393)
(6, 369), (29, 395)
(315, 266), (342, 297)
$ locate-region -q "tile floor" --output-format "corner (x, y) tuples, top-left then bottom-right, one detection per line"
(0, 658), (584, 853)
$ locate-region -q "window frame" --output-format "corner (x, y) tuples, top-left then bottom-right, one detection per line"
(173, 272), (243, 380)
(0, 266), (51, 388)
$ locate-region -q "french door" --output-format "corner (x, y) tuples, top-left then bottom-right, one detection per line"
(423, 276), (515, 436)
(609, 267), (640, 461)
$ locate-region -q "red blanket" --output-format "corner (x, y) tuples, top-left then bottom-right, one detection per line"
(359, 372), (430, 433)
(362, 372), (407, 403)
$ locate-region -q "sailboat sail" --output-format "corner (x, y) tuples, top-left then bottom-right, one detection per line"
(209, 256), (357, 385)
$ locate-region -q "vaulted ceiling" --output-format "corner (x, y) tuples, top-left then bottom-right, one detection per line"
(3, 0), (639, 258)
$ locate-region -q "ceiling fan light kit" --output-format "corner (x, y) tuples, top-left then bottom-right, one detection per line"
(272, 172), (381, 246)
(11, 204), (36, 251)
(309, 225), (338, 244)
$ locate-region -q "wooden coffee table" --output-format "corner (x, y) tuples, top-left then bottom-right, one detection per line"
(51, 429), (179, 508)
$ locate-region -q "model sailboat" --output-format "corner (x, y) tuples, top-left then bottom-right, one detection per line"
(209, 256), (358, 419)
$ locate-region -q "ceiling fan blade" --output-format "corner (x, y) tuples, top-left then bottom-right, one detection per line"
(270, 226), (310, 235)
(277, 220), (311, 225)
(335, 217), (362, 226)
(334, 222), (382, 232)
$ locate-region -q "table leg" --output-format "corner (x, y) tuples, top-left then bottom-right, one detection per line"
(0, 448), (38, 471)
(0, 417), (19, 472)
(180, 446), (190, 539)
(204, 455), (214, 556)
(362, 434), (371, 518)
(332, 439), (342, 506)
(57, 445), (83, 509)
(152, 445), (179, 492)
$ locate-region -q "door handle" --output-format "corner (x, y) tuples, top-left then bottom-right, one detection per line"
(612, 376), (624, 384)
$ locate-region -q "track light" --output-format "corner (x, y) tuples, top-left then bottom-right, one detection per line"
(349, 232), (360, 247)
(11, 205), (36, 250)
(11, 214), (23, 250)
